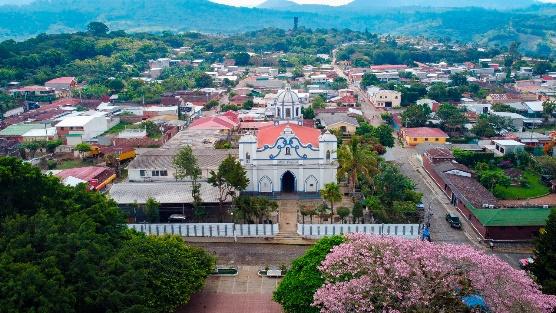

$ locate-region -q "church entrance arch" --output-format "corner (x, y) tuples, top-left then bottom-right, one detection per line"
(281, 171), (296, 193)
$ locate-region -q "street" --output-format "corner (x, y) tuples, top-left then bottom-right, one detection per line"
(383, 145), (529, 268)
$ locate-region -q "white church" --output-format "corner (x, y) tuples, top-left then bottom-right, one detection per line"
(239, 85), (338, 194)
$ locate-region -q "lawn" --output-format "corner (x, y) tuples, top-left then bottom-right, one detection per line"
(493, 171), (550, 200)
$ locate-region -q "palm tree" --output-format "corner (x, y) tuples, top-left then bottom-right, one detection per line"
(320, 182), (342, 216)
(337, 136), (379, 193)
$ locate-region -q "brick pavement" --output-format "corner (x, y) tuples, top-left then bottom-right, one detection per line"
(177, 266), (283, 313)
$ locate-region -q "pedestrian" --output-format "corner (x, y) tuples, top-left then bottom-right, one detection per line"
(421, 225), (430, 241)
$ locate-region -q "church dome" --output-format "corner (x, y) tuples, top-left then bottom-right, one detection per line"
(274, 85), (300, 107)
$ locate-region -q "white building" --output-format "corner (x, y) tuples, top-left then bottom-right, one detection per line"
(239, 83), (339, 195)
(367, 88), (402, 108)
(55, 113), (110, 145)
(239, 122), (337, 194)
(269, 85), (307, 120)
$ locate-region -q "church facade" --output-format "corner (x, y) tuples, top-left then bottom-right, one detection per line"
(239, 86), (338, 194)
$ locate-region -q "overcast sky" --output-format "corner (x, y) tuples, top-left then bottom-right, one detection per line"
(211, 0), (556, 7)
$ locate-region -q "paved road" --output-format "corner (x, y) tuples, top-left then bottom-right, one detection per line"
(383, 144), (530, 268)
(332, 49), (382, 126)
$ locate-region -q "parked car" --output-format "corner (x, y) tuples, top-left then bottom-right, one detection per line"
(519, 257), (535, 269)
(416, 203), (425, 210)
(168, 214), (187, 223)
(445, 213), (462, 229)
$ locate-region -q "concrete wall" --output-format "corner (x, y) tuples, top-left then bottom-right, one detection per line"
(297, 224), (420, 239)
(128, 223), (279, 237)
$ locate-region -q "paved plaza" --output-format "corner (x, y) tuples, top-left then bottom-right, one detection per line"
(177, 266), (283, 313)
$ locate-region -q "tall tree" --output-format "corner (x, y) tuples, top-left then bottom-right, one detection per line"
(273, 236), (345, 313)
(321, 183), (342, 215)
(400, 104), (431, 128)
(337, 136), (379, 193)
(532, 209), (556, 295)
(86, 22), (109, 36)
(173, 146), (203, 214)
(436, 103), (467, 133)
(144, 196), (160, 223)
(208, 155), (249, 220)
(0, 157), (215, 313)
(360, 73), (379, 88)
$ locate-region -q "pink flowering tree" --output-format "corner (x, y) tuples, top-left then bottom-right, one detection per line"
(313, 233), (556, 313)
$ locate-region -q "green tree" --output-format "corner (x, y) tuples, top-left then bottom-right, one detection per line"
(373, 162), (417, 208)
(0, 157), (214, 312)
(476, 168), (511, 191)
(449, 72), (468, 86)
(144, 196), (160, 223)
(301, 106), (315, 119)
(205, 99), (220, 110)
(87, 21), (109, 36)
(337, 136), (379, 193)
(193, 72), (213, 88)
(542, 101), (556, 118)
(110, 234), (216, 313)
(536, 156), (556, 177)
(533, 61), (553, 75)
(360, 73), (379, 88)
(311, 95), (326, 109)
(107, 78), (125, 92)
(233, 195), (278, 224)
(436, 103), (467, 133)
(20, 141), (41, 158)
(337, 207), (350, 223)
(531, 208), (556, 295)
(232, 52), (250, 66)
(208, 155), (249, 220)
(273, 236), (345, 313)
(242, 99), (254, 110)
(321, 183), (342, 215)
(400, 104), (431, 127)
(173, 146), (203, 214)
(331, 77), (348, 90)
(373, 125), (395, 148)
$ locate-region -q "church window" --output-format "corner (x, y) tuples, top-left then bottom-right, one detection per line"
(326, 150), (331, 161)
(285, 147), (291, 155)
(246, 152), (251, 163)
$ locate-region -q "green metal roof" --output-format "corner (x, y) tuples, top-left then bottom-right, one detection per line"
(471, 207), (552, 227)
(66, 133), (83, 137)
(0, 123), (46, 136)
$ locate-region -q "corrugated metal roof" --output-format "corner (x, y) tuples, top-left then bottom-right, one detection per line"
(0, 123), (46, 136)
(108, 182), (227, 204)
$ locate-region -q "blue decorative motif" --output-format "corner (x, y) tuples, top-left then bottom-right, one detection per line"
(259, 136), (317, 159)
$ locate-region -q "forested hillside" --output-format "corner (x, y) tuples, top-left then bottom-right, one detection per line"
(0, 0), (554, 57)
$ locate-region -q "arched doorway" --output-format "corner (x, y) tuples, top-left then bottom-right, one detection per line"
(281, 171), (296, 193)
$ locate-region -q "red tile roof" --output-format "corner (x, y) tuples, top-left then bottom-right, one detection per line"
(336, 95), (357, 104)
(257, 122), (321, 148)
(189, 116), (238, 130)
(239, 121), (273, 129)
(222, 110), (240, 123)
(403, 127), (449, 138)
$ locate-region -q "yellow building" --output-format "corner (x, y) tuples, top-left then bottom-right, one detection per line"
(402, 127), (449, 146)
